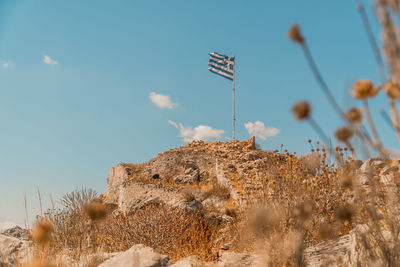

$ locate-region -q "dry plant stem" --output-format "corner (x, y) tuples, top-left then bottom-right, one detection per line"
(301, 42), (346, 119)
(345, 141), (358, 159)
(300, 41), (374, 150)
(389, 97), (400, 141)
(307, 117), (330, 146)
(24, 192), (29, 228)
(37, 186), (43, 217)
(363, 99), (385, 154)
(358, 2), (387, 82)
(379, 2), (400, 73)
(381, 109), (395, 129)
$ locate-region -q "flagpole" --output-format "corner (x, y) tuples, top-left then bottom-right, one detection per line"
(233, 54), (236, 141)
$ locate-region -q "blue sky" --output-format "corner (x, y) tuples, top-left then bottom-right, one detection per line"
(0, 0), (397, 224)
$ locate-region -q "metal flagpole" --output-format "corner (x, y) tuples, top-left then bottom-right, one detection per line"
(233, 54), (236, 141)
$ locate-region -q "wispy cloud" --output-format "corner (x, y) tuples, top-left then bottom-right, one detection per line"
(150, 92), (176, 109)
(168, 120), (178, 128)
(1, 60), (12, 68)
(43, 55), (58, 65)
(244, 121), (280, 140)
(169, 121), (224, 142)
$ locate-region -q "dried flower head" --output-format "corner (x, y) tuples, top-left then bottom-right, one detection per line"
(340, 175), (354, 189)
(318, 223), (335, 240)
(249, 206), (283, 235)
(384, 81), (400, 98)
(83, 201), (107, 221)
(334, 126), (354, 143)
(32, 219), (53, 245)
(350, 80), (379, 99)
(335, 204), (354, 222)
(292, 101), (311, 120)
(346, 107), (362, 124)
(293, 200), (314, 221)
(288, 24), (304, 44)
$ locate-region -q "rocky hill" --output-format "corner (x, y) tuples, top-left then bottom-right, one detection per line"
(104, 137), (283, 215)
(3, 138), (400, 266)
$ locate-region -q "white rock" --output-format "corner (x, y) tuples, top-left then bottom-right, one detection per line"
(98, 244), (171, 267)
(0, 234), (32, 266)
(169, 256), (204, 267)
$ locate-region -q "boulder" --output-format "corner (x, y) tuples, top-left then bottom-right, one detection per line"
(98, 244), (171, 267)
(0, 234), (31, 266)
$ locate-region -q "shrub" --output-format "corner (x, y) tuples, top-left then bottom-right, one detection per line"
(97, 202), (219, 261)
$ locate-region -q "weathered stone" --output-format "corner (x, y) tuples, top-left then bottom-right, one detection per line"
(213, 251), (263, 267)
(1, 226), (28, 241)
(105, 164), (132, 205)
(247, 136), (256, 150)
(98, 244), (171, 267)
(174, 164), (200, 184)
(0, 234), (31, 266)
(169, 256), (204, 267)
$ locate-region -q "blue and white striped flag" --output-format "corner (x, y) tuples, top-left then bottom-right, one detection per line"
(208, 52), (235, 81)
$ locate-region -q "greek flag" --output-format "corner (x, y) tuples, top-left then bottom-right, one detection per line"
(208, 52), (235, 81)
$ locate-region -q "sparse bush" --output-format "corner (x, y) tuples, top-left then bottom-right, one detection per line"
(202, 182), (231, 201)
(60, 188), (98, 211)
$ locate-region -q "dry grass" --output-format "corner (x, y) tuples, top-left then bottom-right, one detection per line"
(97, 202), (219, 261)
(33, 192), (219, 263)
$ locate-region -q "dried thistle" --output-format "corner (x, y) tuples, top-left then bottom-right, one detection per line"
(318, 223), (335, 240)
(293, 200), (314, 221)
(340, 175), (354, 189)
(335, 204), (354, 222)
(83, 201), (107, 221)
(384, 81), (400, 98)
(350, 80), (380, 99)
(32, 219), (53, 245)
(288, 24), (304, 44)
(292, 101), (311, 120)
(334, 126), (354, 143)
(346, 107), (363, 124)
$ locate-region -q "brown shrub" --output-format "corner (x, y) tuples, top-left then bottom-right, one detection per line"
(97, 203), (219, 261)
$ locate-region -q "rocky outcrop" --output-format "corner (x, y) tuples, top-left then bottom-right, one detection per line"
(0, 234), (31, 266)
(1, 226), (29, 240)
(103, 137), (274, 215)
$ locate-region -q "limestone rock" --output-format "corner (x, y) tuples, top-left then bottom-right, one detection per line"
(105, 164), (132, 205)
(98, 244), (171, 267)
(213, 251), (263, 267)
(247, 136), (256, 150)
(169, 256), (204, 267)
(1, 226), (29, 240)
(0, 234), (31, 266)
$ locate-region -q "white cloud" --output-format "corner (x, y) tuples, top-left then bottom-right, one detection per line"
(1, 60), (11, 68)
(150, 92), (176, 109)
(168, 120), (178, 128)
(244, 121), (280, 140)
(43, 55), (58, 65)
(169, 122), (224, 142)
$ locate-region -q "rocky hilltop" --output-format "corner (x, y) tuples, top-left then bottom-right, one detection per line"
(104, 136), (275, 215)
